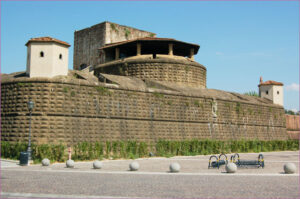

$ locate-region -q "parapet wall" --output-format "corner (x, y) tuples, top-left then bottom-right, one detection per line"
(96, 57), (207, 88)
(1, 77), (287, 145)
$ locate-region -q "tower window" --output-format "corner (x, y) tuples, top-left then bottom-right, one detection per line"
(266, 91), (268, 95)
(59, 54), (62, 59)
(277, 91), (279, 95)
(80, 64), (87, 70)
(40, 51), (44, 57)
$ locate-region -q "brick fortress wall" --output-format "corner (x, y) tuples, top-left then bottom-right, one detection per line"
(96, 57), (207, 88)
(1, 79), (287, 145)
(286, 115), (300, 139)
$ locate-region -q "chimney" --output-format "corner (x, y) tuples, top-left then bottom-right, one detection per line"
(260, 76), (263, 84)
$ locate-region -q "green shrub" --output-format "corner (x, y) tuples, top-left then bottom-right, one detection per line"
(1, 140), (298, 162)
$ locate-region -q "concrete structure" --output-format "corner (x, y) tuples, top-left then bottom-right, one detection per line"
(283, 163), (296, 174)
(225, 163), (237, 173)
(73, 21), (156, 70)
(93, 160), (103, 169)
(66, 160), (75, 168)
(129, 161), (140, 171)
(169, 162), (181, 173)
(26, 37), (70, 78)
(41, 158), (50, 166)
(258, 77), (284, 106)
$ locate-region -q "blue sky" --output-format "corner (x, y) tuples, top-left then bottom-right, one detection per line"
(1, 1), (299, 111)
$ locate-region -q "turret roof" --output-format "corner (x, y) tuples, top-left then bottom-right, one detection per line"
(258, 80), (283, 87)
(25, 36), (70, 47)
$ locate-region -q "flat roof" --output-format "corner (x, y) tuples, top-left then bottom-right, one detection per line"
(99, 37), (200, 55)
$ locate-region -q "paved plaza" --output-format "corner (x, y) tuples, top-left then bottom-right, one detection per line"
(1, 151), (299, 198)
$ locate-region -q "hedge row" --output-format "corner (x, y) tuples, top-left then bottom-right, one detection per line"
(1, 139), (298, 163)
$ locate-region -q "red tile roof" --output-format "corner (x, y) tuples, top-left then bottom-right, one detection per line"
(258, 80), (283, 87)
(25, 37), (70, 47)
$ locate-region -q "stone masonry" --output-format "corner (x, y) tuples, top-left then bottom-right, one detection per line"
(96, 57), (207, 88)
(1, 72), (287, 145)
(73, 21), (156, 70)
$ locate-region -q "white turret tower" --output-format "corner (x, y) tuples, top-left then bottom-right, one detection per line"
(258, 76), (284, 106)
(26, 37), (70, 78)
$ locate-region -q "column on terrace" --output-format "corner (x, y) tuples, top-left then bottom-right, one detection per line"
(115, 47), (120, 60)
(137, 43), (141, 56)
(168, 43), (173, 56)
(189, 48), (194, 60)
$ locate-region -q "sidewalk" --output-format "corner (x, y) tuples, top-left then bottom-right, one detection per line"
(1, 159), (20, 168)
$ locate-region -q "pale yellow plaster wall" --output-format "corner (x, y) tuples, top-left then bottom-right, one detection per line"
(26, 42), (69, 78)
(259, 85), (283, 106)
(272, 85), (284, 106)
(52, 44), (69, 77)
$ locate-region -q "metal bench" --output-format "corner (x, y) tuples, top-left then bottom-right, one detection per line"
(230, 153), (264, 168)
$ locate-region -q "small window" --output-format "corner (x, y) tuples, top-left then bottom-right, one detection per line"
(277, 91), (279, 95)
(59, 54), (62, 60)
(80, 64), (87, 70)
(40, 51), (44, 57)
(266, 91), (268, 95)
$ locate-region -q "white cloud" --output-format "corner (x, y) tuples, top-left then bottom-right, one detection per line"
(291, 109), (298, 113)
(216, 52), (224, 56)
(285, 83), (299, 91)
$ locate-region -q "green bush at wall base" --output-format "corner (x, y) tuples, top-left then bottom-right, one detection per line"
(1, 140), (298, 162)
(0, 142), (66, 163)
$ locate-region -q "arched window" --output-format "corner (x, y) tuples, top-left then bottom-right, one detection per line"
(59, 54), (62, 59)
(277, 91), (280, 95)
(40, 51), (44, 57)
(266, 91), (268, 95)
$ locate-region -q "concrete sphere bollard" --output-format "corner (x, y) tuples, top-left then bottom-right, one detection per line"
(66, 159), (75, 168)
(284, 163), (296, 174)
(129, 161), (140, 171)
(41, 158), (50, 166)
(93, 160), (103, 169)
(225, 163), (237, 173)
(169, 162), (180, 173)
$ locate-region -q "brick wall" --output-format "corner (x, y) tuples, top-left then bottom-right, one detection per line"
(1, 80), (287, 145)
(96, 58), (207, 88)
(286, 115), (300, 140)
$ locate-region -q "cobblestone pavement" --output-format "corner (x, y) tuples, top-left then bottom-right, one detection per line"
(1, 151), (299, 198)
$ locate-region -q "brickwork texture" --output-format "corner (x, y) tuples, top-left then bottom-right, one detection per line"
(96, 57), (207, 88)
(1, 79), (287, 145)
(73, 22), (155, 70)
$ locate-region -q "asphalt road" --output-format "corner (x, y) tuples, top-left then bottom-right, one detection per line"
(1, 151), (299, 198)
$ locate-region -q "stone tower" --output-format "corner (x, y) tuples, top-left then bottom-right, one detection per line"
(258, 77), (284, 106)
(73, 21), (156, 70)
(26, 37), (70, 78)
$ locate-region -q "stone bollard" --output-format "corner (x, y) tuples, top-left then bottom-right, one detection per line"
(66, 159), (75, 168)
(129, 161), (140, 171)
(41, 158), (50, 166)
(169, 162), (180, 173)
(225, 163), (237, 173)
(93, 160), (103, 169)
(283, 163), (296, 174)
